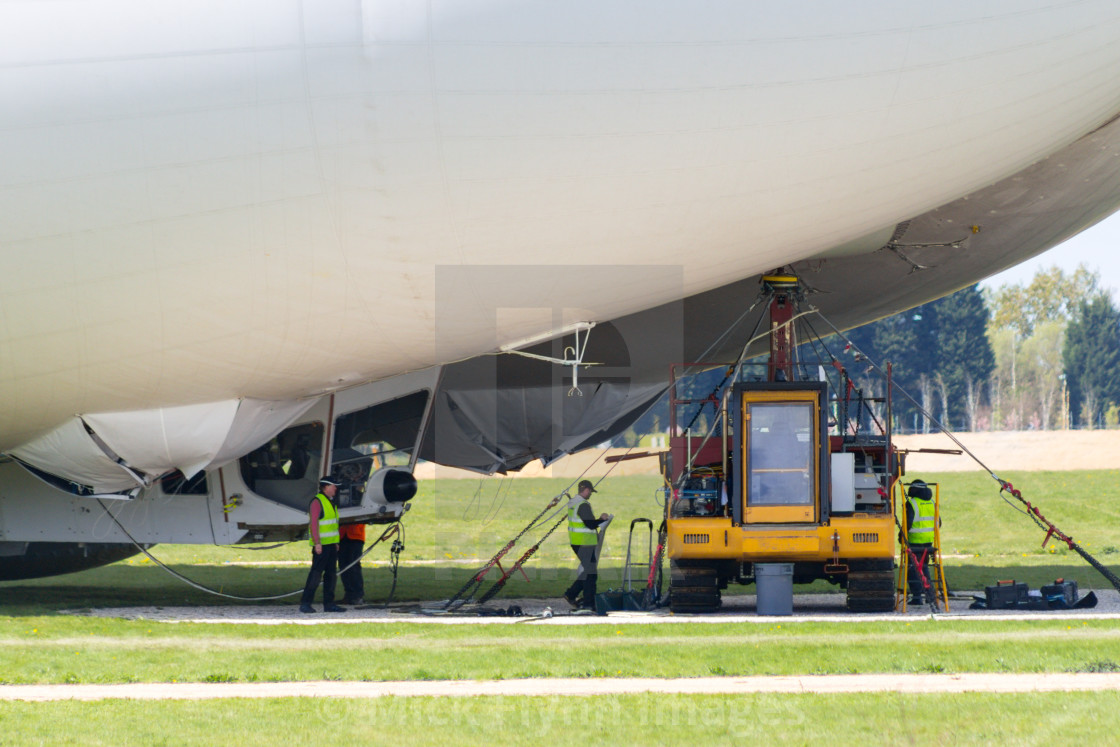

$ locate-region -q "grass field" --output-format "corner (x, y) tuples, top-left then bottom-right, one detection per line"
(4, 692), (1120, 746)
(4, 471), (1120, 745)
(3, 618), (1120, 685)
(5, 470), (1120, 614)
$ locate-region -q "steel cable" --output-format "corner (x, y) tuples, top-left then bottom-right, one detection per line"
(809, 307), (1120, 594)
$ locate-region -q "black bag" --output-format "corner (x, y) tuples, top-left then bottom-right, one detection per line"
(1040, 578), (1078, 607)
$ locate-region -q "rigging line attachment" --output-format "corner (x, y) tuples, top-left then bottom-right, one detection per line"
(499, 321), (600, 396)
(886, 245), (930, 273)
(475, 514), (568, 606)
(808, 305), (1120, 593)
(442, 492), (566, 610)
(885, 236), (969, 274)
(998, 481), (1120, 594)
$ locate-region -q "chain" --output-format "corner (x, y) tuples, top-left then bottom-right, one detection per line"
(443, 493), (566, 609)
(475, 515), (568, 606)
(999, 481), (1120, 593)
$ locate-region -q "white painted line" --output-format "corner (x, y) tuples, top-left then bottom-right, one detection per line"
(5, 673), (1120, 701)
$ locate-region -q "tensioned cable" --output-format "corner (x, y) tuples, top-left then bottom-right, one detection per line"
(800, 313), (888, 442)
(92, 285), (773, 607)
(808, 305), (1120, 593)
(96, 498), (403, 602)
(671, 307), (821, 488)
(445, 290), (780, 608)
(808, 306), (999, 478)
(96, 498), (304, 601)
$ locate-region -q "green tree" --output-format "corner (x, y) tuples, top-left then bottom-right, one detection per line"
(1062, 292), (1120, 428)
(844, 288), (992, 432)
(844, 301), (941, 431)
(932, 285), (995, 430)
(987, 326), (1020, 429)
(989, 264), (1099, 337)
(988, 321), (1066, 430)
(1018, 321), (1065, 429)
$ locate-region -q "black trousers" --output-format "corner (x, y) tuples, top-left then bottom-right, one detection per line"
(564, 545), (599, 607)
(907, 543), (933, 601)
(571, 544), (598, 578)
(338, 537), (365, 601)
(300, 543), (339, 607)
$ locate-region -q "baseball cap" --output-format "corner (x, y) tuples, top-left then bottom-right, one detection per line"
(906, 480), (931, 500)
(577, 479), (597, 493)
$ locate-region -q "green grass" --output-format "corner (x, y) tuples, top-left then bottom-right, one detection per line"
(1, 471), (1120, 688)
(933, 469), (1120, 556)
(4, 471), (1120, 743)
(4, 471), (1120, 616)
(2, 618), (1120, 684)
(3, 692), (1120, 746)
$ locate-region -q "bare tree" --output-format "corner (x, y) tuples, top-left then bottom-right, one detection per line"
(935, 372), (951, 431)
(855, 376), (884, 435)
(1082, 388), (1101, 430)
(1038, 380), (1057, 430)
(964, 373), (986, 431)
(988, 377), (1000, 431)
(919, 374), (934, 434)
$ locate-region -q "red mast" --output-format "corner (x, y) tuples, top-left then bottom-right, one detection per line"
(764, 275), (799, 382)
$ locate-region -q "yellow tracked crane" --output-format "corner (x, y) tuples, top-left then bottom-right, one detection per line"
(663, 275), (898, 613)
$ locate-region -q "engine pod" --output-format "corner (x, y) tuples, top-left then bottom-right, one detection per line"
(364, 467), (417, 505)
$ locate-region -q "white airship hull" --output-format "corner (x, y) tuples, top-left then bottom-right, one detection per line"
(4, 3), (1120, 571)
(4, 1), (1120, 448)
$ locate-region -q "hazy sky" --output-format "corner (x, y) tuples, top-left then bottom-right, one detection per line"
(982, 211), (1120, 294)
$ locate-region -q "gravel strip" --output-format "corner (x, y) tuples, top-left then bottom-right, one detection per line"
(72, 589), (1120, 625)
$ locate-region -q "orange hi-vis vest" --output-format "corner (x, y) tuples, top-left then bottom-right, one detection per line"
(339, 523), (366, 542)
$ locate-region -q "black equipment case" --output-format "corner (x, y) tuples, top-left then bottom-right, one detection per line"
(1040, 578), (1078, 606)
(985, 580), (1028, 609)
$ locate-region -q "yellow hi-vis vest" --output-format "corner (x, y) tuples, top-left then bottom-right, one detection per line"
(568, 496), (598, 546)
(907, 496), (935, 545)
(309, 493), (340, 546)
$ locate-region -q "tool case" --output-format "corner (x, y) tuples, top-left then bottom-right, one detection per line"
(1040, 578), (1078, 606)
(985, 580), (1028, 608)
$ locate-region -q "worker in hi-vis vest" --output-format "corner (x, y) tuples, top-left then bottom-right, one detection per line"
(299, 478), (347, 613)
(562, 479), (611, 610)
(904, 479), (940, 605)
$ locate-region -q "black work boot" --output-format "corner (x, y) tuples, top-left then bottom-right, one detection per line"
(582, 574), (598, 610)
(562, 579), (583, 609)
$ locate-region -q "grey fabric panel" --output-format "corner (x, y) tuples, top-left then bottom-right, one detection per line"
(424, 368), (664, 472)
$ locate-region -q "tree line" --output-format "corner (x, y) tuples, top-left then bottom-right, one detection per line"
(847, 265), (1120, 432)
(618, 264), (1120, 446)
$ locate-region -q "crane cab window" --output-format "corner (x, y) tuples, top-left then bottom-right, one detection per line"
(748, 403), (814, 507)
(737, 388), (823, 524)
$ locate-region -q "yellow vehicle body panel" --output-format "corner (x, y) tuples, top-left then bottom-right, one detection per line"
(667, 514), (895, 563)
